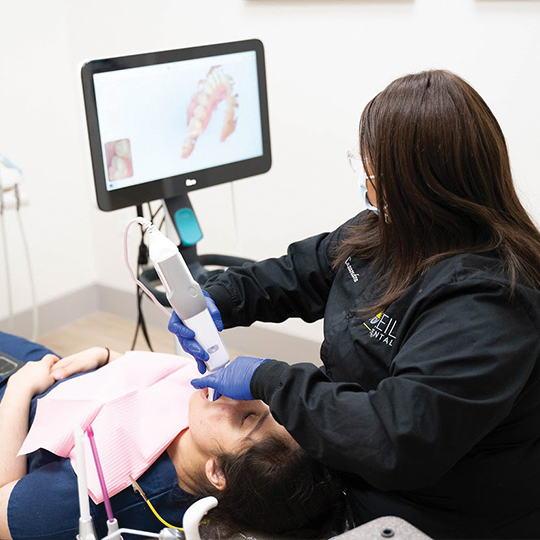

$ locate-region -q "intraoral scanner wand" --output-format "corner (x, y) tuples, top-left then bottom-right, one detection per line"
(124, 218), (230, 377)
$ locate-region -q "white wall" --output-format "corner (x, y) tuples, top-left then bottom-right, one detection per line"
(0, 0), (539, 344)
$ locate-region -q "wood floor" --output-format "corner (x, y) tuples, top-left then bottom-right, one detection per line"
(38, 311), (245, 359)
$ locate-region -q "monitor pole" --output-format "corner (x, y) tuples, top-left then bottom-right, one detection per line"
(164, 194), (206, 283)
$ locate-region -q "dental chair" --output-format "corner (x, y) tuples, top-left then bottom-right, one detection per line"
(234, 517), (431, 540)
(331, 517), (431, 540)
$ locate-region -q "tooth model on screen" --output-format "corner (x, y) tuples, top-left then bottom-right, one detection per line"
(182, 66), (238, 158)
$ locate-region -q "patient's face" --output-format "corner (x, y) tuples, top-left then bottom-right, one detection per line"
(188, 388), (292, 456)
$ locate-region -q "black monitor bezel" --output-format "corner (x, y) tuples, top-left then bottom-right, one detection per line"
(81, 39), (271, 212)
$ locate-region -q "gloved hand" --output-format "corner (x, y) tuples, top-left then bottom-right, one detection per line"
(191, 356), (270, 401)
(168, 290), (224, 374)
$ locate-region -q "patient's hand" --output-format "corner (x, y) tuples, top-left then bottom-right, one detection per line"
(51, 347), (114, 381)
(8, 355), (58, 397)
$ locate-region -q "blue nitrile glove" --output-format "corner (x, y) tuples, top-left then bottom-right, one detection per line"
(168, 290), (224, 374)
(191, 356), (270, 401)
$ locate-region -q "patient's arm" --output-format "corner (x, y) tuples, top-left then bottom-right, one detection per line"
(51, 346), (122, 381)
(0, 481), (16, 540)
(0, 348), (121, 486)
(0, 356), (60, 539)
(0, 349), (122, 540)
(0, 356), (57, 489)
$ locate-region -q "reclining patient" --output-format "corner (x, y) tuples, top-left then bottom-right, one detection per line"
(0, 331), (346, 540)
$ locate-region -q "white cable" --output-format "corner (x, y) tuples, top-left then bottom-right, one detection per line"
(101, 528), (160, 539)
(15, 187), (38, 341)
(230, 181), (240, 253)
(124, 217), (171, 319)
(0, 208), (14, 332)
(0, 158), (36, 339)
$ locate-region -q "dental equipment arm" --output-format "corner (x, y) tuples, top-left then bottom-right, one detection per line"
(96, 496), (218, 540)
(74, 426), (98, 540)
(86, 426), (121, 538)
(182, 497), (218, 540)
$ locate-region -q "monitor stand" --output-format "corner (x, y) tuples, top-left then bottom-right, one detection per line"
(138, 193), (254, 308)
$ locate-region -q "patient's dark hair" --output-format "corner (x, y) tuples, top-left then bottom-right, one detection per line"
(196, 434), (347, 539)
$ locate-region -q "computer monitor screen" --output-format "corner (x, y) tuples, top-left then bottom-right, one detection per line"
(81, 39), (271, 211)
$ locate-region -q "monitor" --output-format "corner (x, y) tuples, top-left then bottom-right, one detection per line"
(81, 39), (271, 212)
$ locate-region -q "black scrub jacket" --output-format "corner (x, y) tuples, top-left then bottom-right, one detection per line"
(205, 211), (540, 539)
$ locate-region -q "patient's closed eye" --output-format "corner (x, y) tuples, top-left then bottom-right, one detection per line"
(242, 413), (255, 425)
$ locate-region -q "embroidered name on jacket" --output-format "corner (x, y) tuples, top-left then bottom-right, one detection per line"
(363, 312), (399, 347)
(345, 257), (359, 282)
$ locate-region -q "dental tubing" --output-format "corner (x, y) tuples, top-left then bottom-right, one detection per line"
(124, 218), (230, 374)
(86, 426), (114, 523)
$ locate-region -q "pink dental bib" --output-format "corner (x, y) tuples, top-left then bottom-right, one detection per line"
(19, 351), (199, 503)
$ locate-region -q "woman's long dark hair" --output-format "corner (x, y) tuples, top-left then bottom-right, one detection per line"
(334, 69), (540, 314)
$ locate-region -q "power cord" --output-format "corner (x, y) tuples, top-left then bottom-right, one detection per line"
(0, 188), (14, 332)
(131, 205), (154, 351)
(15, 184), (38, 341)
(0, 158), (38, 340)
(130, 203), (165, 351)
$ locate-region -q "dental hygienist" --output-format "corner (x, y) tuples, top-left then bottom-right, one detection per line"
(169, 70), (540, 539)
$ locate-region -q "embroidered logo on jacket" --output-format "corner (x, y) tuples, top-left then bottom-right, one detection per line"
(345, 257), (359, 282)
(363, 312), (398, 347)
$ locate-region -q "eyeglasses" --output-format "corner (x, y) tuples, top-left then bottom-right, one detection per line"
(347, 151), (389, 221)
(347, 150), (363, 174)
(347, 150), (375, 183)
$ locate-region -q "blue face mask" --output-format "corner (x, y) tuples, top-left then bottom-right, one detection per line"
(358, 172), (379, 215)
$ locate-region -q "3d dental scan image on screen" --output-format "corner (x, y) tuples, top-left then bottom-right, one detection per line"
(92, 50), (263, 192)
(1, 2), (540, 540)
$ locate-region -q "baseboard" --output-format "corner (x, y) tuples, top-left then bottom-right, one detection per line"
(0, 286), (100, 339)
(0, 284), (322, 366)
